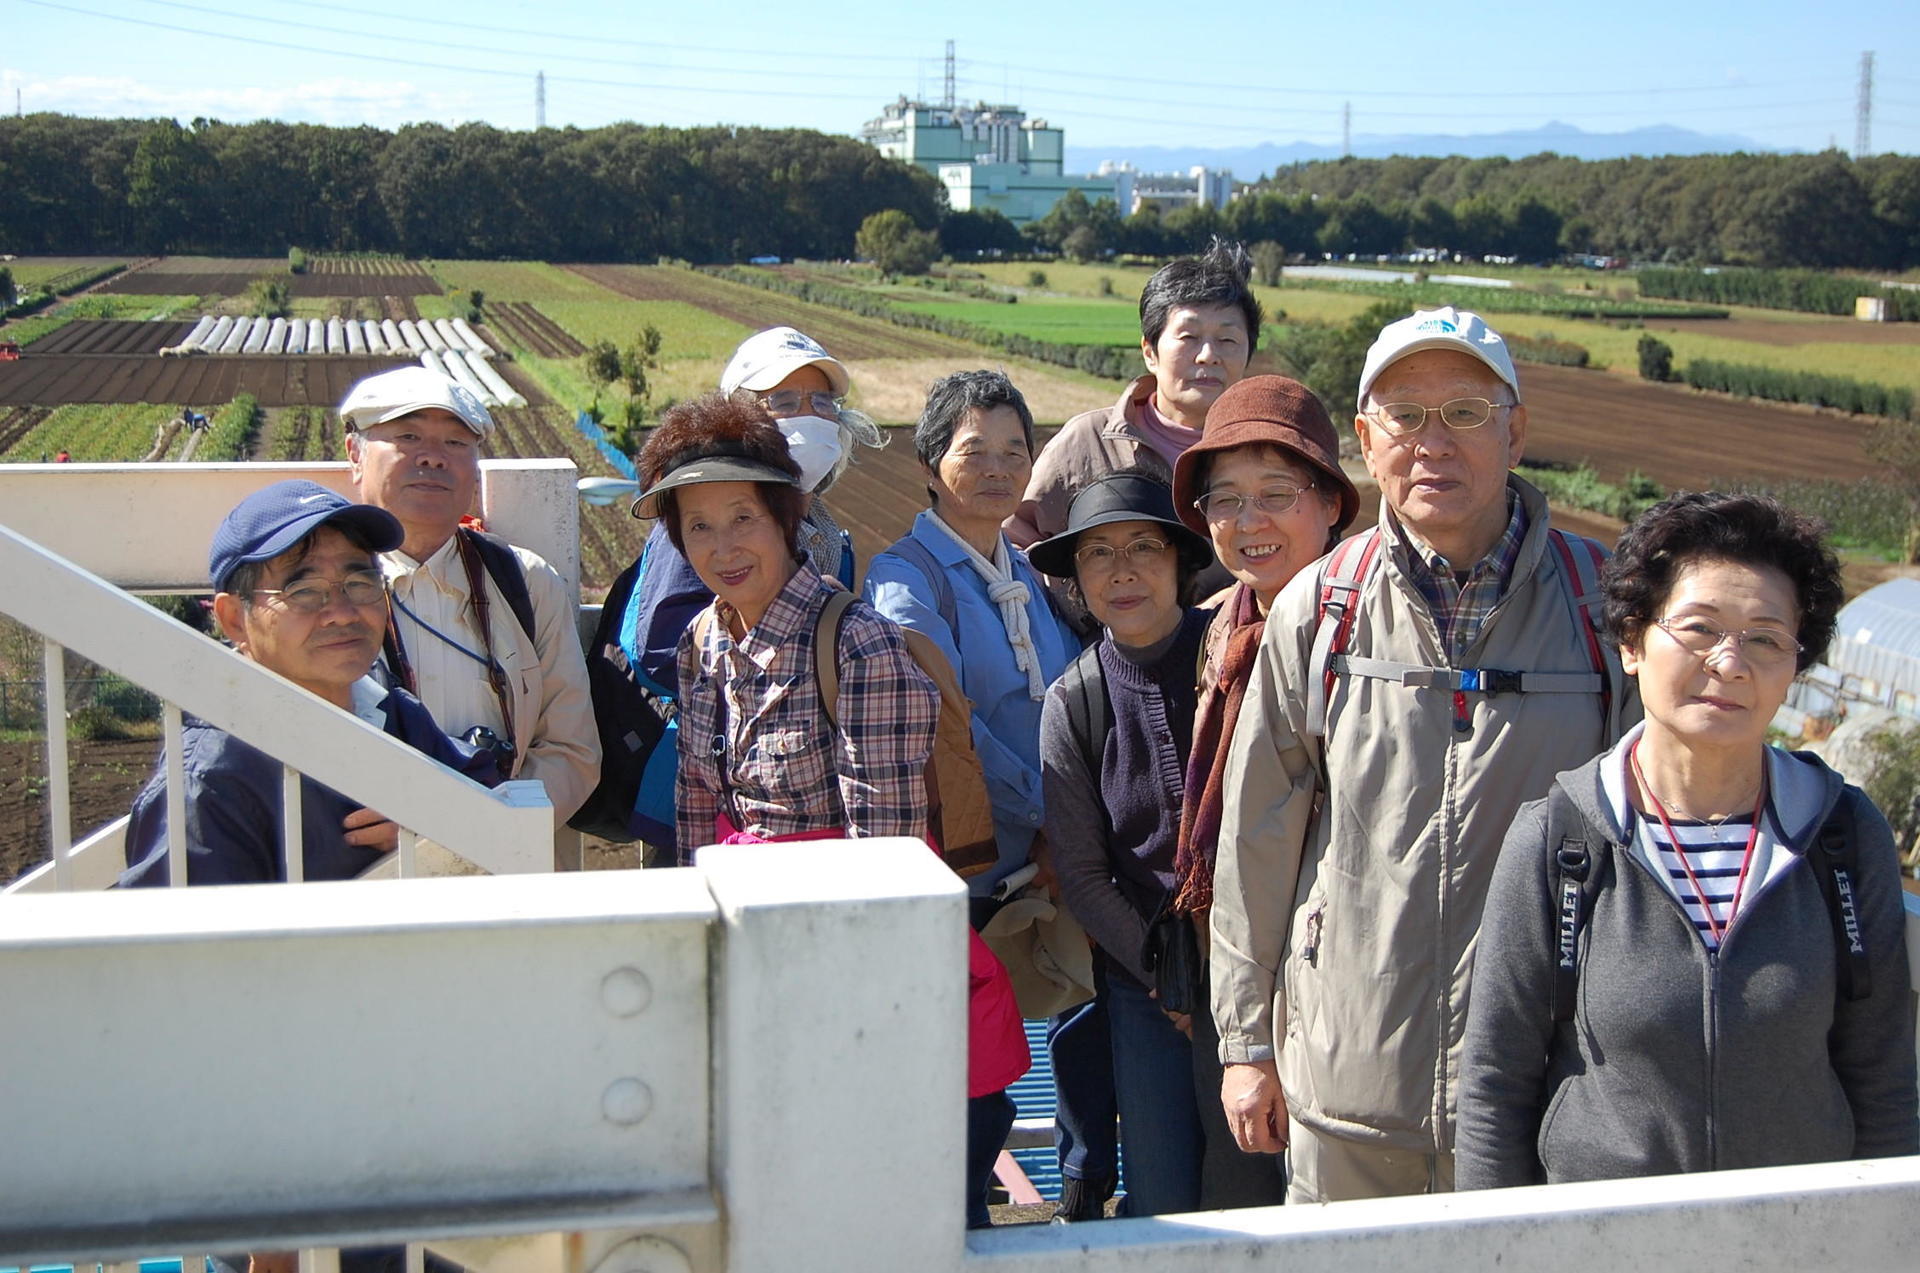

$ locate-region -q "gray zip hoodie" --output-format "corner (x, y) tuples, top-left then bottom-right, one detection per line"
(1457, 735), (1917, 1188)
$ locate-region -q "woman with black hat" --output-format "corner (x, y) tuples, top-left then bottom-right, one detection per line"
(1031, 471), (1219, 1216)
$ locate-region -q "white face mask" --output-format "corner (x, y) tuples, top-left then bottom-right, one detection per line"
(781, 415), (845, 493)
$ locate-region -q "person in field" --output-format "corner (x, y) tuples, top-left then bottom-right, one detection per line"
(1209, 307), (1638, 1202)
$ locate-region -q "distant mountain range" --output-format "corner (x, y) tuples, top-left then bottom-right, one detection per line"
(1066, 122), (1774, 182)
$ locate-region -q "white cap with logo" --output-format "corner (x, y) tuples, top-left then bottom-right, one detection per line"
(720, 326), (850, 397)
(338, 365), (494, 438)
(1357, 306), (1520, 410)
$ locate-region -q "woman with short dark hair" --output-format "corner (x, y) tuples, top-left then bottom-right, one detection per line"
(1457, 491), (1917, 1188)
(1008, 239), (1259, 608)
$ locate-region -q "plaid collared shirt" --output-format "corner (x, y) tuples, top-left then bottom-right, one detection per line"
(674, 566), (938, 860)
(1387, 489), (1528, 663)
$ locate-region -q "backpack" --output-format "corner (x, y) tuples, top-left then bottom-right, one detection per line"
(568, 542), (679, 844)
(810, 587), (1000, 879)
(1304, 524), (1619, 740)
(1544, 781), (1872, 1022)
(458, 526), (536, 645)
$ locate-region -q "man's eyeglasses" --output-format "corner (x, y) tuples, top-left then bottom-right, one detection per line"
(1074, 536), (1171, 573)
(1653, 616), (1803, 668)
(759, 390), (843, 420)
(253, 571), (386, 613)
(1370, 397), (1512, 436)
(1196, 482), (1315, 523)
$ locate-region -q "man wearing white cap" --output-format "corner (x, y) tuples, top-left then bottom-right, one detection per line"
(1207, 308), (1637, 1201)
(340, 366), (598, 853)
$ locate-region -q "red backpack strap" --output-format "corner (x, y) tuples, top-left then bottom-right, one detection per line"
(1547, 528), (1612, 721)
(1306, 529), (1383, 738)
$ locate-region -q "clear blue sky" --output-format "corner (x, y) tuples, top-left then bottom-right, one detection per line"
(6, 0), (1917, 156)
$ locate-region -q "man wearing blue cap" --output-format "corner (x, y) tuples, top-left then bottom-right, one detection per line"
(119, 480), (500, 886)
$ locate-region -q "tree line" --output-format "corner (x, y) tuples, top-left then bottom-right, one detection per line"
(3, 114), (1915, 270)
(1244, 151), (1920, 270)
(0, 114), (944, 261)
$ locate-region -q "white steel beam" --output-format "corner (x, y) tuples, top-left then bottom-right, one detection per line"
(0, 870), (716, 1266)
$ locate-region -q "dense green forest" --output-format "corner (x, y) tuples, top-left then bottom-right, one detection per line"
(1244, 151), (1920, 269)
(1, 113), (1916, 269)
(0, 115), (945, 261)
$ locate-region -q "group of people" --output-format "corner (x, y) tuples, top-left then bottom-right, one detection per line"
(120, 237), (1916, 1234)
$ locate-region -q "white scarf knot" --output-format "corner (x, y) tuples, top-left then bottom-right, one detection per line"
(930, 513), (1048, 700)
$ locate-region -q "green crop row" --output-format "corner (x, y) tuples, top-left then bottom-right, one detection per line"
(195, 395), (261, 462)
(1639, 267), (1920, 320)
(1503, 332), (1591, 368)
(7, 403), (182, 462)
(1518, 462), (1663, 522)
(1683, 358), (1915, 420)
(423, 260), (619, 304)
(700, 265), (1136, 380)
(1274, 277), (1729, 320)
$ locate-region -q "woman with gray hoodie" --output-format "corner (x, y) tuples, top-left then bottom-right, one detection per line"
(1458, 492), (1916, 1188)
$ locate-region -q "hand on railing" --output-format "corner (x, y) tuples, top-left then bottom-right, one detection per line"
(343, 806), (400, 853)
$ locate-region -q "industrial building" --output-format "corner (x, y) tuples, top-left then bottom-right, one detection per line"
(1095, 161), (1235, 216)
(860, 95), (1125, 227)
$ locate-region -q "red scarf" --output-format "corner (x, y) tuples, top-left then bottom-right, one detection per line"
(1171, 584), (1265, 917)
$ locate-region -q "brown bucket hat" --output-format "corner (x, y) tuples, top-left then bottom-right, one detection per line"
(1171, 375), (1360, 537)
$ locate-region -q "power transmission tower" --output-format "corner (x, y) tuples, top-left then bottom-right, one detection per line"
(1343, 102), (1351, 157)
(944, 40), (956, 110)
(1856, 51), (1874, 158)
(536, 71), (547, 130)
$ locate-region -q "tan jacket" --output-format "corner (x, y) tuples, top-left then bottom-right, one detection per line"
(1208, 477), (1637, 1154)
(1007, 375), (1164, 551)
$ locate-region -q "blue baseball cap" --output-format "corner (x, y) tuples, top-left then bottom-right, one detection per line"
(209, 480), (404, 591)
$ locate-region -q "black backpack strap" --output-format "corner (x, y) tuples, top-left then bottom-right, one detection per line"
(1811, 794), (1873, 1003)
(460, 527), (537, 644)
(1550, 834), (1591, 1023)
(1060, 644), (1109, 780)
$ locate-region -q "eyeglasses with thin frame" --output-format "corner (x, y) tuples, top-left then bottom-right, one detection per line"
(759, 389), (843, 420)
(252, 571), (387, 613)
(1074, 536), (1171, 573)
(1653, 615), (1803, 667)
(1369, 397), (1513, 436)
(1196, 481), (1316, 523)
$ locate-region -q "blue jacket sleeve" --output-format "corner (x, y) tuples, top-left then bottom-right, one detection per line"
(383, 688), (506, 788)
(634, 521), (714, 691)
(863, 552), (1044, 827)
(120, 748), (280, 887)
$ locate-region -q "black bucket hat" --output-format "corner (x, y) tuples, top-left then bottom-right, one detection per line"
(1027, 472), (1215, 580)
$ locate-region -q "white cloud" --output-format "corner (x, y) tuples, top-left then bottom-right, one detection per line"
(1, 68), (511, 128)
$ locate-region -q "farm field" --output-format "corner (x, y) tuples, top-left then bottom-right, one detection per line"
(888, 294), (1142, 347)
(427, 260), (618, 304)
(3, 257), (128, 290)
(3, 296), (199, 347)
(1495, 313), (1920, 391)
(0, 348), (411, 407)
(1, 402), (204, 463)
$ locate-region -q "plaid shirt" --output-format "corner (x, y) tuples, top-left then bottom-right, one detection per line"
(674, 566), (938, 860)
(1387, 487), (1528, 663)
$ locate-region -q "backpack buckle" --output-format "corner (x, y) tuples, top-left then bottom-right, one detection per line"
(1462, 668), (1524, 695)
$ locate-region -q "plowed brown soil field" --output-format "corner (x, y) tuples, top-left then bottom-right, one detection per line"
(98, 271), (263, 296)
(0, 353), (413, 406)
(1647, 315), (1920, 346)
(27, 319), (189, 355)
(487, 303), (584, 357)
(1517, 363), (1874, 488)
(566, 264), (970, 360)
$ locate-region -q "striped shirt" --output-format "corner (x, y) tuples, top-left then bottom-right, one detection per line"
(1631, 809), (1773, 952)
(1388, 489), (1528, 663)
(674, 565), (938, 861)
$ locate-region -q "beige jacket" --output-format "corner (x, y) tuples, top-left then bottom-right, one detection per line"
(380, 538), (600, 830)
(1208, 477), (1636, 1154)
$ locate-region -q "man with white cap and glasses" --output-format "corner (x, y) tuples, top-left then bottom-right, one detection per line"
(1207, 307), (1637, 1202)
(340, 365), (599, 853)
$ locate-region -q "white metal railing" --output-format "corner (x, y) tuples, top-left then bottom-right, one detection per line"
(0, 460), (583, 892)
(3, 848), (1917, 1273)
